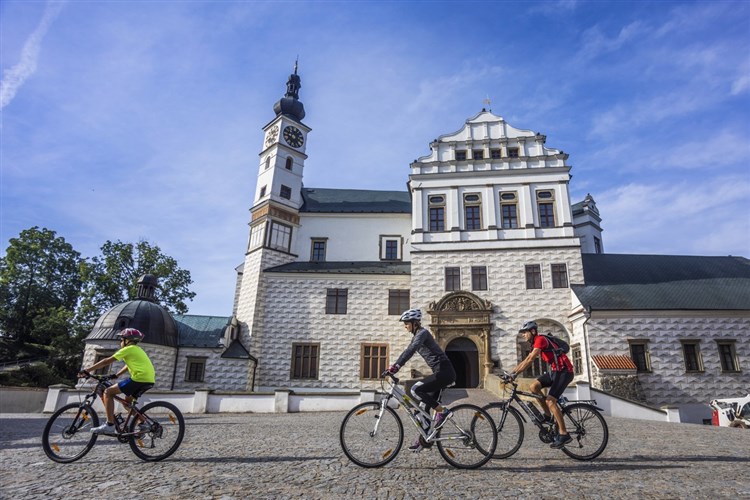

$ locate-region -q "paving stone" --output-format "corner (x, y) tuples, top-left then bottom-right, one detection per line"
(1, 395), (748, 499)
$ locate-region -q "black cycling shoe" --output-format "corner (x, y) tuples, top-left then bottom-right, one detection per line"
(550, 433), (572, 449)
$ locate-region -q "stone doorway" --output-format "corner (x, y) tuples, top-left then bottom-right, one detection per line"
(446, 337), (479, 388)
(428, 291), (493, 388)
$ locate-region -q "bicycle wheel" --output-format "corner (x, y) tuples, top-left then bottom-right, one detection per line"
(42, 403), (99, 463)
(436, 404), (497, 469)
(340, 402), (404, 468)
(128, 401), (185, 462)
(482, 402), (524, 459)
(559, 403), (609, 460)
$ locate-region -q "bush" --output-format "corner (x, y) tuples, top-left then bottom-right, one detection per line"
(0, 363), (69, 387)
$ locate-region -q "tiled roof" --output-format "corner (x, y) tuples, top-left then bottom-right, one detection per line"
(592, 355), (637, 371)
(573, 254), (750, 310)
(264, 261), (411, 275)
(173, 314), (231, 348)
(300, 187), (411, 213)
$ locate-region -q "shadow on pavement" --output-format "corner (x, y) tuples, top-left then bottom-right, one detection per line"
(171, 456), (338, 464)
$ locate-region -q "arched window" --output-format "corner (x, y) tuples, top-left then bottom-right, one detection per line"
(285, 156), (293, 170)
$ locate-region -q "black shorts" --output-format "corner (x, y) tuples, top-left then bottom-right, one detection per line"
(118, 379), (154, 398)
(537, 370), (574, 399)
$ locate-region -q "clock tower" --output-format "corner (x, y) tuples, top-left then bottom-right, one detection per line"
(234, 64), (311, 385)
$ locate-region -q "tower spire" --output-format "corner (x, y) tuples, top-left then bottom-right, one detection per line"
(274, 61), (305, 120)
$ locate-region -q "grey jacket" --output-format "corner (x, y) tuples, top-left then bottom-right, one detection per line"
(395, 327), (450, 372)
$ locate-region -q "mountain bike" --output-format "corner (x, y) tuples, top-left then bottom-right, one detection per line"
(340, 372), (497, 469)
(42, 371), (185, 463)
(483, 372), (608, 461)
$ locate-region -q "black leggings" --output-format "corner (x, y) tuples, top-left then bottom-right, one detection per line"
(412, 362), (457, 410)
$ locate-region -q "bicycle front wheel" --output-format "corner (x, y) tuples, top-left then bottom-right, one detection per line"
(483, 402), (524, 459)
(436, 404), (497, 469)
(129, 401), (185, 462)
(340, 402), (404, 468)
(560, 403), (609, 460)
(42, 403), (99, 463)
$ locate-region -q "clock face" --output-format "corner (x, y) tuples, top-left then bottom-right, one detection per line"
(265, 125), (279, 146)
(283, 126), (304, 148)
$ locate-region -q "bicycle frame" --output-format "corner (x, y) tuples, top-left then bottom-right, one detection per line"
(79, 373), (150, 438)
(379, 373), (450, 444)
(498, 379), (603, 428)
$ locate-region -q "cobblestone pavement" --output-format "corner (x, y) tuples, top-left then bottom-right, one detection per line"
(1, 390), (748, 499)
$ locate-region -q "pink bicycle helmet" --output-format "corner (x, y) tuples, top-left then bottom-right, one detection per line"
(118, 328), (145, 341)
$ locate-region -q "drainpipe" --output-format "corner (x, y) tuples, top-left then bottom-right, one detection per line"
(582, 307), (593, 385)
(170, 344), (180, 390)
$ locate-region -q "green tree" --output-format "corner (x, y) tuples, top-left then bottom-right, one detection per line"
(78, 240), (195, 324)
(0, 227), (83, 354)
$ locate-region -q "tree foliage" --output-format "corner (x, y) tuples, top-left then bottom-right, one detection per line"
(0, 227), (83, 346)
(78, 240), (195, 322)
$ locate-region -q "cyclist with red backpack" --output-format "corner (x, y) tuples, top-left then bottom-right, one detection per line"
(508, 320), (574, 449)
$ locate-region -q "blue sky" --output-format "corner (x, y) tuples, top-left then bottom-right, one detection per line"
(2, 0), (749, 316)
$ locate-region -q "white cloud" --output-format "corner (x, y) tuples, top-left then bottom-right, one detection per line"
(0, 1), (65, 109)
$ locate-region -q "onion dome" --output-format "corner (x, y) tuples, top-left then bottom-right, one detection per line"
(85, 274), (178, 347)
(272, 60), (305, 121)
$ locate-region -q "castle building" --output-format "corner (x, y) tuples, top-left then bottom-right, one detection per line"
(83, 67), (750, 423)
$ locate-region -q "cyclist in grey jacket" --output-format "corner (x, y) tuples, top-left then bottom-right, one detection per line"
(388, 308), (456, 450)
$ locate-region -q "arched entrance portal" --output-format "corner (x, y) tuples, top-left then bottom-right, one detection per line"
(428, 291), (494, 388)
(446, 337), (479, 388)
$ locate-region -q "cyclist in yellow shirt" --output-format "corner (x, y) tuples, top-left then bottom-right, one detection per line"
(79, 328), (155, 435)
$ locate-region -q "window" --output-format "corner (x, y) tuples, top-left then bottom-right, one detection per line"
(267, 221), (292, 251)
(455, 150), (467, 161)
(361, 344), (388, 380)
(629, 341), (651, 372)
(594, 237), (602, 254)
(280, 185), (292, 200)
(537, 190), (556, 227)
(571, 344), (583, 374)
(464, 194), (482, 230)
(291, 343), (319, 379)
(525, 264), (542, 289)
(500, 192), (518, 229)
(551, 264), (568, 288)
(310, 239), (326, 262)
(429, 196), (446, 232)
(265, 157), (271, 169)
(380, 236), (402, 261)
(285, 156), (293, 170)
(259, 185), (267, 198)
(385, 240), (398, 260)
(717, 341), (739, 372)
(445, 267), (461, 291)
(490, 149), (502, 159)
(325, 288), (348, 314)
(185, 357), (206, 382)
(93, 351), (115, 375)
(681, 341), (704, 372)
(388, 289), (410, 315)
(472, 149), (484, 160)
(507, 147), (519, 158)
(471, 266), (488, 291)
(249, 223), (264, 250)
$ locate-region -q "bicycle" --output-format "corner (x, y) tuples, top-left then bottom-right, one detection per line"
(42, 371), (185, 463)
(483, 372), (608, 461)
(339, 372), (497, 469)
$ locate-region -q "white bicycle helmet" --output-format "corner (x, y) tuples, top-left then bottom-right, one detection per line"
(519, 320), (538, 333)
(399, 308), (422, 323)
